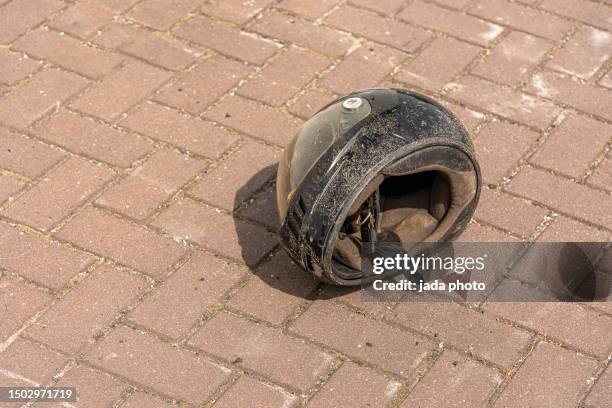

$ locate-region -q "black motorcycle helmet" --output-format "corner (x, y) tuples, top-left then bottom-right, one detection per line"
(277, 88), (481, 285)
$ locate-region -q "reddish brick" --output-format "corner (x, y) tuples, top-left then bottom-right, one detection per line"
(153, 55), (252, 114)
(287, 88), (336, 119)
(527, 71), (612, 119)
(320, 42), (407, 95)
(588, 156), (612, 191)
(33, 108), (153, 168)
(531, 114), (609, 178)
(48, 1), (125, 40)
(598, 67), (612, 89)
(122, 392), (174, 408)
(13, 28), (123, 79)
(586, 365), (612, 407)
(474, 188), (547, 238)
(26, 265), (146, 354)
(87, 325), (230, 404)
(278, 0), (341, 19)
(547, 26), (612, 79)
(120, 102), (239, 158)
(507, 166), (612, 228)
(310, 362), (401, 407)
(227, 252), (318, 325)
(0, 222), (92, 290)
(175, 16), (279, 65)
(2, 156), (116, 231)
(470, 0), (572, 41)
(446, 75), (561, 129)
(0, 49), (41, 85)
(326, 5), (431, 52)
(537, 216), (610, 242)
(56, 207), (187, 277)
(539, 0), (612, 31)
(0, 174), (24, 204)
(0, 69), (89, 129)
(291, 301), (434, 376)
(471, 31), (552, 86)
(129, 252), (247, 338)
(0, 337), (67, 384)
(0, 0), (64, 44)
(70, 61), (172, 121)
(250, 10), (354, 58)
(189, 139), (280, 210)
(390, 302), (531, 367)
(190, 312), (333, 391)
(203, 0), (272, 24)
(127, 0), (201, 31)
(494, 342), (598, 408)
(0, 128), (65, 178)
(0, 275), (52, 342)
(49, 365), (128, 408)
(238, 185), (279, 230)
(151, 197), (276, 266)
(205, 95), (303, 147)
(456, 222), (520, 242)
(215, 376), (298, 408)
(474, 120), (540, 183)
(398, 1), (504, 46)
(400, 350), (502, 407)
(96, 149), (205, 220)
(395, 36), (481, 92)
(348, 0), (405, 15)
(238, 48), (330, 107)
(439, 100), (486, 132)
(427, 0), (472, 9)
(92, 23), (198, 71)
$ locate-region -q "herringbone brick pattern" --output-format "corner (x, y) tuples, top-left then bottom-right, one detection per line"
(0, 0), (610, 406)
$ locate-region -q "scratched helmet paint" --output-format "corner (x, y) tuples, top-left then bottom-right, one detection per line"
(276, 88), (481, 285)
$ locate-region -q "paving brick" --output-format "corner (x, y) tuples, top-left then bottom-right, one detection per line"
(400, 350), (502, 407)
(470, 0), (572, 41)
(0, 337), (67, 384)
(189, 139), (280, 210)
(33, 108), (153, 168)
(439, 100), (486, 133)
(547, 26), (612, 79)
(398, 1), (504, 46)
(214, 376), (298, 408)
(588, 156), (612, 191)
(129, 251), (247, 339)
(92, 23), (198, 71)
(428, 0), (473, 9)
(250, 10), (354, 58)
(457, 222), (520, 242)
(13, 28), (124, 79)
(238, 185), (279, 230)
(153, 55), (252, 115)
(389, 302), (531, 367)
(586, 365), (612, 407)
(204, 95), (303, 147)
(227, 252), (318, 325)
(48, 365), (128, 408)
(348, 0), (405, 15)
(189, 312), (333, 391)
(70, 61), (172, 122)
(474, 120), (540, 183)
(0, 128), (65, 178)
(56, 207), (187, 278)
(47, 1), (127, 40)
(2, 156), (116, 231)
(474, 188), (547, 238)
(309, 362), (401, 407)
(507, 166), (612, 228)
(203, 0), (272, 24)
(0, 174), (24, 204)
(0, 222), (92, 290)
(127, 0), (200, 31)
(598, 67), (612, 89)
(0, 275), (52, 342)
(0, 0), (64, 44)
(326, 5), (431, 52)
(527, 71), (612, 119)
(122, 392), (175, 408)
(175, 16), (279, 65)
(291, 301), (434, 376)
(446, 75), (561, 129)
(0, 69), (89, 129)
(0, 49), (41, 85)
(395, 36), (481, 92)
(120, 102), (239, 158)
(278, 0), (341, 19)
(151, 197), (276, 266)
(537, 216), (610, 242)
(238, 48), (330, 107)
(531, 114), (610, 178)
(494, 341), (598, 408)
(287, 88), (336, 119)
(96, 149), (205, 220)
(320, 42), (407, 95)
(26, 265), (146, 354)
(87, 326), (231, 405)
(538, 0), (612, 31)
(471, 31), (552, 86)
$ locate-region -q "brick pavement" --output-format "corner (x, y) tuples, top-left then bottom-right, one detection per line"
(0, 0), (610, 406)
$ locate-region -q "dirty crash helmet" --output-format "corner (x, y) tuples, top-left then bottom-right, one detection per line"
(276, 88), (481, 285)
